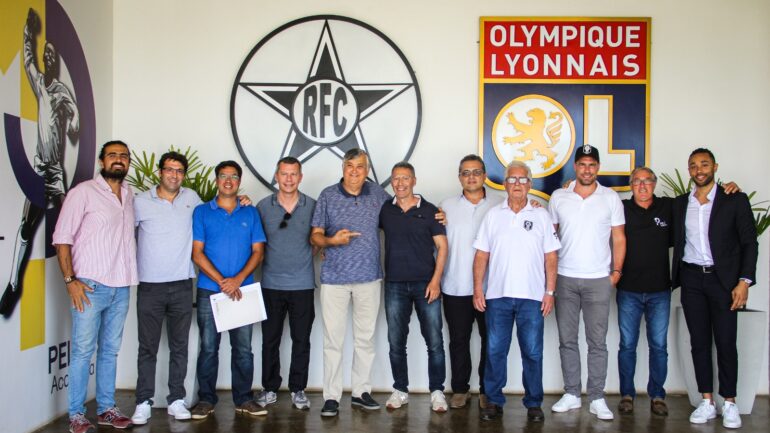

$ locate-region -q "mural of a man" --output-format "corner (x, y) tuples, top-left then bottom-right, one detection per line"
(0, 8), (79, 318)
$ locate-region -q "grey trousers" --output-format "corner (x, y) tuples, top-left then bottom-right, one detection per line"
(554, 275), (612, 401)
(135, 279), (193, 404)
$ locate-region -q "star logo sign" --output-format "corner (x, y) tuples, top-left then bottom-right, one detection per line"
(230, 16), (422, 197)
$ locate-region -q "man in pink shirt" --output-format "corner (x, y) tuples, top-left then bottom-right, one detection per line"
(53, 141), (138, 433)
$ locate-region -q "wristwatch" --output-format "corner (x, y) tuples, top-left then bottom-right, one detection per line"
(63, 275), (77, 284)
(545, 290), (555, 296)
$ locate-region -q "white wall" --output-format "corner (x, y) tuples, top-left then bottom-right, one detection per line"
(0, 1), (113, 432)
(111, 0), (769, 399)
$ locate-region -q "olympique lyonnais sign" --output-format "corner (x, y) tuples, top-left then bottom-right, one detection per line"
(479, 17), (650, 198)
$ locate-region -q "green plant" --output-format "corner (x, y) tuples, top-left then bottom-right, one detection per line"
(659, 168), (769, 237)
(126, 146), (218, 202)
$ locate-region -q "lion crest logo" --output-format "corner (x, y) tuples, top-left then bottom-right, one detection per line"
(491, 95), (575, 178)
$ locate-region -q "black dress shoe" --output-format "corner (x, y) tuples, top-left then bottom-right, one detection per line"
(527, 406), (545, 422)
(480, 403), (503, 421)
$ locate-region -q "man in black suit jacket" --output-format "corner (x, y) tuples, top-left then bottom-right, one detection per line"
(672, 148), (757, 429)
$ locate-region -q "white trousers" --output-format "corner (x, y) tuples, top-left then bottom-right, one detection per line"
(320, 280), (382, 401)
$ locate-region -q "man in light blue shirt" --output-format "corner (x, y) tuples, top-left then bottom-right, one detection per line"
(131, 151), (201, 424)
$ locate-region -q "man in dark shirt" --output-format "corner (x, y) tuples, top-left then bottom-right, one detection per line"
(379, 161), (449, 413)
(616, 167), (674, 416)
(617, 167), (738, 417)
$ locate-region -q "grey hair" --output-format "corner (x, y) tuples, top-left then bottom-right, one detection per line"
(506, 160), (532, 179)
(342, 148), (370, 168)
(629, 166), (657, 184)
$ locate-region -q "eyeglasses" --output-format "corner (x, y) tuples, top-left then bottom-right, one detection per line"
(630, 179), (656, 186)
(460, 169), (484, 177)
(504, 176), (530, 185)
(217, 174), (241, 181)
(279, 212), (292, 229)
(162, 167), (185, 175)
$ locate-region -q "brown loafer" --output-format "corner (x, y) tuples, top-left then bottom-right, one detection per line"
(618, 396), (634, 414)
(650, 398), (668, 416)
(450, 392), (470, 409)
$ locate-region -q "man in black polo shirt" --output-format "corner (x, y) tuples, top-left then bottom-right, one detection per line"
(379, 161), (449, 413)
(617, 167), (738, 417)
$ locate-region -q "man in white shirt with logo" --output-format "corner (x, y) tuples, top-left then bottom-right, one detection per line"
(473, 161), (560, 422)
(548, 145), (626, 420)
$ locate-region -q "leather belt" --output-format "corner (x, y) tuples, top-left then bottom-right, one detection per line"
(682, 261), (714, 273)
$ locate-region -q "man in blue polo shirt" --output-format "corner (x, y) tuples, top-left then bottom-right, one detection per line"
(189, 160), (267, 420)
(255, 157), (317, 410)
(380, 161), (449, 413)
(310, 148), (390, 417)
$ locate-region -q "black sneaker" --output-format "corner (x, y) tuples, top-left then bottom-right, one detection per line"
(481, 403), (503, 421)
(321, 400), (339, 417)
(527, 406), (545, 422)
(351, 392), (380, 410)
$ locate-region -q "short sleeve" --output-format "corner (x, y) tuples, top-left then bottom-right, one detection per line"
(251, 208), (267, 244)
(52, 186), (86, 245)
(610, 192), (626, 226)
(540, 210), (562, 253)
(311, 190), (328, 229)
(192, 205), (206, 242)
(472, 211), (492, 253)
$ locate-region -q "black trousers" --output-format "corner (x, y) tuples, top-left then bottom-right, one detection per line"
(135, 279), (193, 404)
(261, 288), (315, 392)
(443, 293), (487, 394)
(680, 266), (738, 398)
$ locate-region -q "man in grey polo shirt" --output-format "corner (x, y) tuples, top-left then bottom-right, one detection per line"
(131, 151), (201, 424)
(439, 154), (502, 409)
(255, 157), (317, 411)
(310, 148), (390, 417)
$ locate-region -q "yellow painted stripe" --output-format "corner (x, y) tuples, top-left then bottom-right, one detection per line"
(20, 258), (45, 350)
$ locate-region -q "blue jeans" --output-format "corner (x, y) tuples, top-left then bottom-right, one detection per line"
(196, 289), (254, 406)
(384, 281), (445, 392)
(68, 279), (130, 417)
(617, 289), (670, 399)
(484, 297), (543, 408)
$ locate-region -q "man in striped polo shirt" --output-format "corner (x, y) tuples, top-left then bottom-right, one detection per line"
(54, 140), (138, 433)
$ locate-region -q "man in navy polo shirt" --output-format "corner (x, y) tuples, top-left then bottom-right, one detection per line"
(310, 148), (390, 417)
(380, 161), (449, 413)
(189, 161), (267, 419)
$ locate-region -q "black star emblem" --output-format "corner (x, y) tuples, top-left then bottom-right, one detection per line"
(238, 20), (414, 186)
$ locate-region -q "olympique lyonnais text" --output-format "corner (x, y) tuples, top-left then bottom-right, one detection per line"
(483, 20), (648, 80)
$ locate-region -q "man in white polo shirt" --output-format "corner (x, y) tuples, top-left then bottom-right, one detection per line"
(473, 161), (560, 422)
(439, 155), (502, 409)
(548, 145), (626, 420)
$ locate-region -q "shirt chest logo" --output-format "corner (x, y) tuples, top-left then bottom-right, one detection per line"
(523, 220), (533, 231)
(654, 217), (668, 228)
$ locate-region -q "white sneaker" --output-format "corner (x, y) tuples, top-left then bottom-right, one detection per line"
(689, 399), (717, 424)
(589, 398), (614, 420)
(386, 390), (409, 409)
(167, 399), (191, 420)
(131, 400), (151, 425)
(431, 390), (448, 413)
(291, 390), (311, 410)
(721, 401), (742, 429)
(551, 393), (581, 412)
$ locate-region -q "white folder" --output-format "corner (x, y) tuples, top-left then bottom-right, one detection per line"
(209, 282), (267, 332)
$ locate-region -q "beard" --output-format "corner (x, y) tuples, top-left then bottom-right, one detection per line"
(101, 166), (127, 181)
